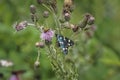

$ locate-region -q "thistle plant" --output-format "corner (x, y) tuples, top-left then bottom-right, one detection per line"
(14, 0), (96, 80)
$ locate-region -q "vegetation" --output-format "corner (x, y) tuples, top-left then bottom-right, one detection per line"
(0, 0), (120, 80)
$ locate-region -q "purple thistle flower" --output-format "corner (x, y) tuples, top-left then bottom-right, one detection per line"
(40, 29), (54, 41)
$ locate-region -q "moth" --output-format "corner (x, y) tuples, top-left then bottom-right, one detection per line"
(56, 34), (74, 54)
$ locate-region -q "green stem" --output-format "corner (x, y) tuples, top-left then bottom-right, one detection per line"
(42, 4), (53, 13)
(42, 4), (61, 34)
(36, 48), (40, 61)
(47, 45), (65, 79)
(50, 6), (61, 34)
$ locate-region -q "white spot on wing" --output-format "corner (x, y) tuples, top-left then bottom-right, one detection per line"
(68, 43), (71, 46)
(63, 48), (65, 50)
(59, 37), (62, 40)
(68, 40), (71, 42)
(60, 42), (63, 44)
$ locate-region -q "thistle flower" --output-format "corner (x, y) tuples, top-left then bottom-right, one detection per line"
(40, 29), (54, 42)
(14, 21), (28, 31)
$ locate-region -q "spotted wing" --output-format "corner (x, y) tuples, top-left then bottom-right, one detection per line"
(56, 34), (74, 54)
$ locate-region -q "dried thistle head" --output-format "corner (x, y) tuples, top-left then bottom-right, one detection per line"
(64, 0), (73, 7)
(14, 21), (28, 31)
(64, 0), (74, 12)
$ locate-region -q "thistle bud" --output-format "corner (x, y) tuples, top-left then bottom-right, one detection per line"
(64, 0), (73, 7)
(64, 12), (71, 21)
(37, 0), (43, 4)
(63, 0), (74, 14)
(87, 16), (95, 25)
(70, 24), (79, 32)
(78, 13), (91, 28)
(34, 60), (40, 68)
(14, 21), (28, 31)
(43, 11), (49, 18)
(30, 5), (36, 14)
(35, 42), (45, 48)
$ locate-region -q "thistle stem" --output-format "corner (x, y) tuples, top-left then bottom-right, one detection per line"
(42, 4), (61, 34)
(47, 45), (65, 79)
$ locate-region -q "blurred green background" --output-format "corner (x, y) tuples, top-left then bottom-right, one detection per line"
(0, 0), (120, 80)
